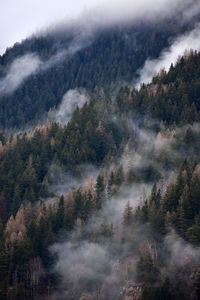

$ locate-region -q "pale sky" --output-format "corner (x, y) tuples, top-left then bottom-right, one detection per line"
(0, 0), (199, 56)
(0, 0), (103, 55)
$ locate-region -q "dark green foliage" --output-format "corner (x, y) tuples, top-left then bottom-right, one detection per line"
(0, 251), (8, 283)
(115, 52), (200, 125)
(142, 277), (188, 300)
(95, 175), (105, 209)
(137, 160), (200, 246)
(186, 224), (200, 245)
(136, 254), (159, 284)
(194, 269), (200, 299)
(0, 194), (7, 224)
(99, 218), (113, 239)
(0, 21), (189, 128)
(151, 212), (165, 235)
(1, 22), (200, 300)
(0, 100), (121, 217)
(123, 201), (133, 226)
(140, 201), (149, 223)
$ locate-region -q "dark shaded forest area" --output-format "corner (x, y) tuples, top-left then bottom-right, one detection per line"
(0, 49), (200, 299)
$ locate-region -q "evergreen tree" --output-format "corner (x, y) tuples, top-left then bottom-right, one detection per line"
(123, 201), (133, 226)
(95, 175), (105, 209)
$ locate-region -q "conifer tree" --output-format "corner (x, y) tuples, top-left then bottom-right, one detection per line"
(123, 201), (133, 226)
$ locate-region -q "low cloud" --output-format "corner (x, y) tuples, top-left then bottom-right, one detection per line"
(89, 0), (199, 26)
(46, 121), (200, 298)
(0, 54), (41, 95)
(136, 23), (200, 87)
(1, 0), (200, 55)
(47, 164), (98, 196)
(164, 231), (200, 273)
(54, 89), (89, 125)
(49, 182), (149, 299)
(52, 241), (109, 284)
(1, 0), (200, 95)
(0, 26), (95, 96)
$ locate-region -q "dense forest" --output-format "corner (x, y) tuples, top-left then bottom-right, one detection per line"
(0, 47), (200, 299)
(116, 50), (200, 125)
(0, 15), (198, 128)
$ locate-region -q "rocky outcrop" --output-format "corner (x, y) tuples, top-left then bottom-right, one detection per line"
(122, 279), (143, 300)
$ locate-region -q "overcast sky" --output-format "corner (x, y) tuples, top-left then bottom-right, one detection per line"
(1, 0), (199, 56)
(0, 0), (103, 55)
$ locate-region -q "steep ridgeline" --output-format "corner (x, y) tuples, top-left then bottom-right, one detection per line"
(115, 50), (200, 125)
(0, 18), (193, 128)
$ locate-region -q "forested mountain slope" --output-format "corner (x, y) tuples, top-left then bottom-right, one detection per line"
(0, 17), (196, 128)
(116, 50), (200, 125)
(0, 52), (200, 218)
(0, 52), (200, 299)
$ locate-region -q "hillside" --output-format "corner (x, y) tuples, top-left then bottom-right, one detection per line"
(115, 50), (200, 125)
(0, 17), (195, 128)
(0, 52), (200, 299)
